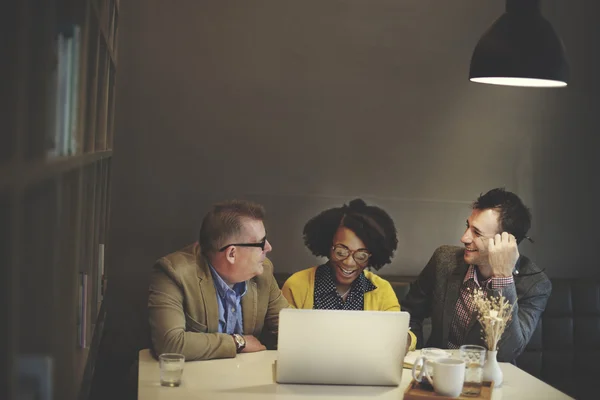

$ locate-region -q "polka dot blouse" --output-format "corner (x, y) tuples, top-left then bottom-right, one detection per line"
(313, 264), (377, 310)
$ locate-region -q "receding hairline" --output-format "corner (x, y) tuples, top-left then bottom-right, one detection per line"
(199, 199), (267, 256)
(232, 216), (267, 241)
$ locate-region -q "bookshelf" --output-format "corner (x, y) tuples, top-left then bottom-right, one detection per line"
(2, 0), (120, 399)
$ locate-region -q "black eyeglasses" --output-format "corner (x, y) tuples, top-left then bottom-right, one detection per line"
(218, 237), (267, 252)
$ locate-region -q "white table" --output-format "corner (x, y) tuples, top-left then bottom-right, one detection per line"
(138, 349), (572, 400)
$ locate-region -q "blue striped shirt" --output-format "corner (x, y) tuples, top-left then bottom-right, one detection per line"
(208, 263), (247, 334)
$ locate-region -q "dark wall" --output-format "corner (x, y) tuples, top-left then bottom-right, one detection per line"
(98, 0), (599, 394)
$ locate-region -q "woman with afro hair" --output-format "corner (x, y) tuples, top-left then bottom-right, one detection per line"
(281, 198), (416, 351)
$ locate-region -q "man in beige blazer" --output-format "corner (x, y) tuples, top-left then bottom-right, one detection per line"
(148, 200), (289, 360)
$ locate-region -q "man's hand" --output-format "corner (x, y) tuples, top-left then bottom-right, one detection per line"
(486, 232), (519, 277)
(240, 335), (266, 353)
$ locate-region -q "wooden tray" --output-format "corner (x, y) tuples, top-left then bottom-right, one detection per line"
(404, 380), (494, 400)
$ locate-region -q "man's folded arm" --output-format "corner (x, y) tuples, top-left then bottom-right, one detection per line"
(493, 278), (552, 362)
(148, 262), (236, 360)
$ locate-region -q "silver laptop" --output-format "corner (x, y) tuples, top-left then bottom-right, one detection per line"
(276, 308), (409, 386)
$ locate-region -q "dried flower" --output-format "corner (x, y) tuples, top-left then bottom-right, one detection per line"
(470, 288), (515, 351)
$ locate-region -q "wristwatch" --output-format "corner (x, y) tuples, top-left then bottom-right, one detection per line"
(231, 334), (246, 353)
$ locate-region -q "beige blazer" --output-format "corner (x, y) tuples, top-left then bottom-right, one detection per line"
(148, 243), (289, 360)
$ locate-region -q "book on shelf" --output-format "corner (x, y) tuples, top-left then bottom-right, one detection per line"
(48, 24), (81, 158)
(69, 25), (81, 155)
(45, 40), (59, 156)
(112, 5), (119, 55)
(97, 243), (105, 313)
(109, 0), (116, 45)
(78, 272), (88, 348)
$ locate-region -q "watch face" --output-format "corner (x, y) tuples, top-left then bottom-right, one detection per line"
(233, 334), (245, 351)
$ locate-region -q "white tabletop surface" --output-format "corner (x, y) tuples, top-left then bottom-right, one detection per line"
(138, 349), (572, 400)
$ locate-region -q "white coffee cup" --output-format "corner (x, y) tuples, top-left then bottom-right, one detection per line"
(417, 347), (452, 380)
(412, 357), (465, 398)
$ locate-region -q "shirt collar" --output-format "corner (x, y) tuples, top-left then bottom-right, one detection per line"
(465, 257), (522, 285)
(356, 269), (377, 293)
(463, 265), (481, 286)
(208, 261), (247, 298)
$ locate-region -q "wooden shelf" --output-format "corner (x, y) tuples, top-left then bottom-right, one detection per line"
(4, 0), (119, 398)
(0, 151), (112, 190)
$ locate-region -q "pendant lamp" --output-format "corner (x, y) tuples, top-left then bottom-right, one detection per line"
(469, 0), (569, 87)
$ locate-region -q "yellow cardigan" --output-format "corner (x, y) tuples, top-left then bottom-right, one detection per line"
(281, 266), (416, 351)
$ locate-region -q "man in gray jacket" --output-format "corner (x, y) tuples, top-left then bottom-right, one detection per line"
(402, 188), (551, 362)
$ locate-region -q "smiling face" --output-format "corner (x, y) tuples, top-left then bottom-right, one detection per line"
(461, 208), (501, 267)
(329, 226), (370, 287)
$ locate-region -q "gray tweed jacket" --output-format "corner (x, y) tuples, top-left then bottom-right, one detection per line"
(402, 245), (552, 362)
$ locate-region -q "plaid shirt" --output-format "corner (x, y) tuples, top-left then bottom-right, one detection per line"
(447, 265), (514, 349)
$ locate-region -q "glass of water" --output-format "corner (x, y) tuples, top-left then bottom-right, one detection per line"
(159, 353), (185, 387)
(459, 345), (486, 396)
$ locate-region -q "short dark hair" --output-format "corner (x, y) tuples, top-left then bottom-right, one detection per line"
(473, 188), (532, 244)
(303, 199), (398, 270)
(199, 200), (266, 257)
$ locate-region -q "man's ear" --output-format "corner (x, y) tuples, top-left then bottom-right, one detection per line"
(225, 246), (236, 264)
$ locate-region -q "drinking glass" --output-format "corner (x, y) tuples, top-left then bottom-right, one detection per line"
(459, 345), (486, 396)
(159, 353), (185, 387)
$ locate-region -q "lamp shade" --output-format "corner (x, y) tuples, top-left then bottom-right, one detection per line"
(469, 0), (569, 87)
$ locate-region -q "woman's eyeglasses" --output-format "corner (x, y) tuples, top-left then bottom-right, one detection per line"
(219, 237), (267, 252)
(331, 244), (371, 265)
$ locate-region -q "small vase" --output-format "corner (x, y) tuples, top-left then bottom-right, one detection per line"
(482, 350), (503, 387)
